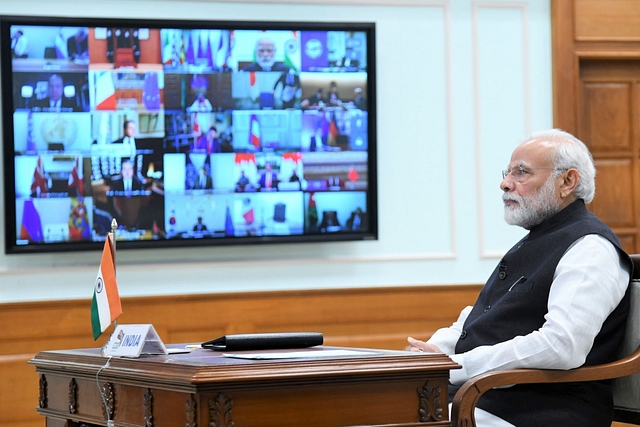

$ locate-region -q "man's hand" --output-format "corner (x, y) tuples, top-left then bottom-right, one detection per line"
(406, 336), (443, 353)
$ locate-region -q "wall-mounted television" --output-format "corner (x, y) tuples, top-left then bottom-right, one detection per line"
(1, 15), (377, 254)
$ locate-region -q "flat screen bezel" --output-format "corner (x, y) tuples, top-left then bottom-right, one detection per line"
(1, 15), (378, 254)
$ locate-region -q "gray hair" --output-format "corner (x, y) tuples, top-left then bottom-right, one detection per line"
(521, 129), (596, 203)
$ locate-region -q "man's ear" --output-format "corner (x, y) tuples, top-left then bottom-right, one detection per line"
(559, 168), (580, 199)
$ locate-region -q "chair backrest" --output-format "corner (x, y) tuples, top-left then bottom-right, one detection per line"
(612, 254), (640, 423)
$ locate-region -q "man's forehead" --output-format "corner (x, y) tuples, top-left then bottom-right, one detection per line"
(257, 41), (275, 49)
(509, 139), (554, 166)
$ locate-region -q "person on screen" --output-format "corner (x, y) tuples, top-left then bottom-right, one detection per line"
(309, 126), (327, 152)
(258, 163), (278, 191)
(111, 160), (144, 197)
(406, 129), (632, 427)
(352, 87), (366, 110)
(193, 216), (208, 232)
(327, 81), (341, 106)
(235, 171), (253, 192)
(289, 170), (301, 183)
(346, 208), (367, 231)
(193, 167), (213, 190)
(188, 93), (213, 112)
(337, 48), (360, 69)
(272, 69), (300, 109)
(241, 36), (290, 72)
(11, 30), (28, 58)
(67, 29), (88, 61)
(33, 74), (78, 112)
(301, 88), (325, 111)
(194, 126), (221, 154)
(112, 120), (137, 159)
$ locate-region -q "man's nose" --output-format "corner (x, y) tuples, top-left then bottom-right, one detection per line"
(500, 176), (513, 192)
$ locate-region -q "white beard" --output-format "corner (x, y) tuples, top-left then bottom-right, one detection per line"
(503, 174), (561, 229)
(257, 56), (275, 69)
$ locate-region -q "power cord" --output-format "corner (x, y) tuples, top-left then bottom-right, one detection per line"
(96, 356), (115, 427)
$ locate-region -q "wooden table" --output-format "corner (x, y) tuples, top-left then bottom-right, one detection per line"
(30, 345), (459, 427)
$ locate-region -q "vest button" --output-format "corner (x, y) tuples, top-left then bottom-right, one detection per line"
(498, 271), (507, 280)
(460, 331), (467, 339)
(484, 305), (491, 312)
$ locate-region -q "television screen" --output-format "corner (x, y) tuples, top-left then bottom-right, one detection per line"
(1, 16), (377, 254)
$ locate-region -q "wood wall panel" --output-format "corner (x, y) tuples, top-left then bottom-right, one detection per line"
(591, 159), (636, 227)
(0, 284), (481, 427)
(619, 235), (638, 255)
(581, 82), (632, 152)
(581, 60), (640, 81)
(575, 0), (640, 41)
(554, 0), (640, 253)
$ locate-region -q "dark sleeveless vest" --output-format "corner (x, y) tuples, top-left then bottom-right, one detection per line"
(449, 200), (632, 427)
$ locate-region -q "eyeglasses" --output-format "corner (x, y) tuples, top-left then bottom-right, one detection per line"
(501, 166), (565, 182)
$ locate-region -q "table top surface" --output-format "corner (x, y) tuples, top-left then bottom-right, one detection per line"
(31, 344), (460, 386)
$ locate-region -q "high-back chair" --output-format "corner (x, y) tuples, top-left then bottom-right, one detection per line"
(450, 254), (640, 427)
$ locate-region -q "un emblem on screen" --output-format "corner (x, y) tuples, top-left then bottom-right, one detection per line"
(95, 277), (104, 294)
(305, 39), (323, 59)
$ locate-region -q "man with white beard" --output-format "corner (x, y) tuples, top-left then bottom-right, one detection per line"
(407, 129), (633, 427)
(241, 36), (290, 72)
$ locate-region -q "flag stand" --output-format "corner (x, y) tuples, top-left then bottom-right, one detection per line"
(110, 218), (118, 330)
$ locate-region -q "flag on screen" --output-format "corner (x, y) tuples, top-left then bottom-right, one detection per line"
(91, 236), (122, 340)
(249, 114), (261, 149)
(180, 37), (186, 65)
(197, 32), (204, 59)
(192, 113), (201, 136)
(142, 72), (161, 110)
(68, 156), (84, 197)
(26, 111), (36, 153)
(213, 31), (225, 69)
(225, 205), (235, 236)
(206, 32), (215, 68)
(348, 166), (360, 183)
(185, 154), (197, 189)
(213, 30), (224, 68)
(243, 208), (255, 224)
(283, 32), (300, 73)
(223, 30), (234, 69)
(68, 198), (91, 241)
(308, 192), (318, 228)
(20, 199), (44, 242)
(95, 71), (116, 110)
(186, 33), (195, 64)
(204, 152), (211, 176)
(55, 28), (68, 59)
(172, 33), (181, 66)
(31, 157), (49, 197)
(328, 113), (339, 146)
(248, 72), (260, 101)
(162, 30), (173, 65)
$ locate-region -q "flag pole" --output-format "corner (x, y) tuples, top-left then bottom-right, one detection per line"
(110, 218), (118, 329)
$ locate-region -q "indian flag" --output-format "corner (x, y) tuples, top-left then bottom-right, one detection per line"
(91, 235), (122, 340)
(283, 31), (300, 73)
